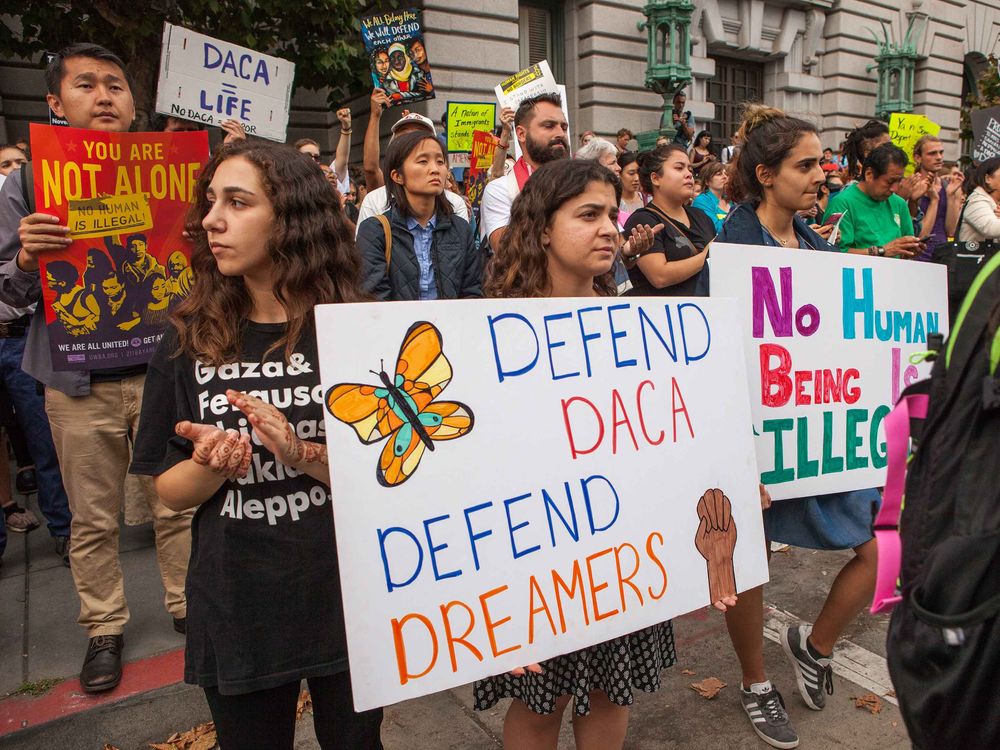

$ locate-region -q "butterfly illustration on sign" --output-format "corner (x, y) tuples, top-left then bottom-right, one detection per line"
(325, 321), (475, 487)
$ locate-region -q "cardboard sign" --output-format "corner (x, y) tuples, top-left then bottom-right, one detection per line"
(888, 113), (941, 176)
(30, 124), (209, 371)
(155, 23), (294, 142)
(362, 8), (435, 108)
(445, 102), (496, 154)
(465, 130), (498, 209)
(971, 106), (1000, 162)
(710, 244), (948, 500)
(495, 61), (559, 110)
(316, 298), (768, 710)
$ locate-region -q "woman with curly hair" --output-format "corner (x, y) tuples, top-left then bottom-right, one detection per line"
(131, 140), (382, 749)
(477, 158), (729, 749)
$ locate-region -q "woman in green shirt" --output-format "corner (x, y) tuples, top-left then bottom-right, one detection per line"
(822, 143), (923, 259)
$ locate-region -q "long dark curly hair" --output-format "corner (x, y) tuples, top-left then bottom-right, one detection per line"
(485, 159), (620, 298)
(173, 140), (366, 365)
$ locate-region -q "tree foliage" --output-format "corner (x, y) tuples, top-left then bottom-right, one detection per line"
(960, 54), (1000, 158)
(0, 1), (385, 128)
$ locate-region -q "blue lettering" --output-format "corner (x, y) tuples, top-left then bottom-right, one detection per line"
(504, 493), (541, 559)
(543, 312), (580, 381)
(607, 303), (637, 368)
(488, 313), (539, 383)
(678, 302), (711, 364)
(576, 306), (603, 377)
(542, 483), (579, 547)
(582, 474), (620, 534)
(423, 514), (461, 581)
(638, 305), (677, 369)
(463, 501), (494, 571)
(377, 526), (423, 593)
(842, 267), (874, 340)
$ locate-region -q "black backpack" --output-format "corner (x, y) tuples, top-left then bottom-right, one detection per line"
(886, 251), (1000, 750)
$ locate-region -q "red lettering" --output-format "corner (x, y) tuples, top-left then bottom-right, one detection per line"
(760, 343), (792, 407)
(561, 396), (604, 460)
(671, 377), (695, 440)
(844, 368), (861, 404)
(610, 388), (639, 454)
(823, 368), (843, 403)
(794, 369), (812, 405)
(636, 379), (665, 445)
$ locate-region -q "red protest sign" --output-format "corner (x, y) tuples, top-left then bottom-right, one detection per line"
(30, 123), (209, 371)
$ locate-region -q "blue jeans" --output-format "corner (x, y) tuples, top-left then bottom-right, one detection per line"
(0, 331), (71, 555)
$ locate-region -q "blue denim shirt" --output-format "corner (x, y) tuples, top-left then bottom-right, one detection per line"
(406, 214), (438, 300)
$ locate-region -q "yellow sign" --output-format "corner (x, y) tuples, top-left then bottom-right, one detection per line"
(446, 102), (496, 154)
(67, 193), (153, 239)
(888, 113), (941, 176)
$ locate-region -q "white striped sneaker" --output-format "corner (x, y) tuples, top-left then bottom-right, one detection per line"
(740, 683), (799, 749)
(781, 624), (833, 710)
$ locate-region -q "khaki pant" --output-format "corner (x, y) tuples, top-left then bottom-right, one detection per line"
(46, 375), (194, 636)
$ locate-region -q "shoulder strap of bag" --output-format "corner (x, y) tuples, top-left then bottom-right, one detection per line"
(20, 161), (36, 213)
(375, 213), (392, 269)
(870, 383), (931, 614)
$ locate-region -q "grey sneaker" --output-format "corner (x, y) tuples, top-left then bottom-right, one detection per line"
(741, 685), (799, 749)
(781, 624), (833, 710)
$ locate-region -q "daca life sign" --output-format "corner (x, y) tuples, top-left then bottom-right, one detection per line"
(30, 124), (209, 371)
(155, 23), (295, 142)
(971, 105), (1000, 162)
(316, 298), (768, 710)
(710, 244), (948, 500)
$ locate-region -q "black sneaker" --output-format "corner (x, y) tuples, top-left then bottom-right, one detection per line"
(15, 467), (38, 495)
(173, 617), (186, 635)
(781, 624), (833, 710)
(740, 684), (799, 749)
(80, 634), (124, 693)
(54, 537), (71, 567)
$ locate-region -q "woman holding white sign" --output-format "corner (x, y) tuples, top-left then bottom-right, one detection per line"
(715, 104), (882, 750)
(131, 140), (383, 749)
(476, 158), (733, 749)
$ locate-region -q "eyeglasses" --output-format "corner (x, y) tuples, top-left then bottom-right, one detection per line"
(304, 152), (322, 162)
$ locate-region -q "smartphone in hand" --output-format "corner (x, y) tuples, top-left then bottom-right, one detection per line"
(823, 212), (844, 226)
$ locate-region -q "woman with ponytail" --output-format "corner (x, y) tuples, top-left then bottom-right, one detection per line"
(716, 104), (882, 750)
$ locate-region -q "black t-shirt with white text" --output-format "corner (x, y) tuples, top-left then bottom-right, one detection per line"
(131, 321), (346, 695)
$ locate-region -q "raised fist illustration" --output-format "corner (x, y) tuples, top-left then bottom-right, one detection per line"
(694, 488), (738, 606)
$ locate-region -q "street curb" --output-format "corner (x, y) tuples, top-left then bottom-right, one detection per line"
(0, 647), (185, 741)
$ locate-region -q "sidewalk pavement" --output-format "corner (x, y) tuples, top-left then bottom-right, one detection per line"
(1, 492), (912, 749)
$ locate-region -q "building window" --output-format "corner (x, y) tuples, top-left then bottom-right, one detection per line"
(519, 1), (564, 81)
(706, 57), (764, 144)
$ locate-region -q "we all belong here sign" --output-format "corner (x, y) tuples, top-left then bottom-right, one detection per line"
(316, 298), (769, 710)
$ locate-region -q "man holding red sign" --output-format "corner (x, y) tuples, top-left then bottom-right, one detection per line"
(0, 43), (204, 693)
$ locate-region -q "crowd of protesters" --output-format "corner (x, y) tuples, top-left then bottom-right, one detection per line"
(0, 39), (999, 750)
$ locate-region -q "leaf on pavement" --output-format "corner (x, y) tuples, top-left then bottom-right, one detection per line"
(885, 689), (896, 698)
(852, 693), (883, 714)
(296, 687), (313, 719)
(681, 669), (696, 676)
(690, 677), (727, 699)
(148, 721), (217, 749)
(103, 745), (122, 750)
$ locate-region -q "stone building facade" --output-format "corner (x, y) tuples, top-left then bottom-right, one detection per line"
(1, 0), (998, 161)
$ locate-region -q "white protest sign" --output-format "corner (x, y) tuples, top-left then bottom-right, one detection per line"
(316, 297), (767, 711)
(155, 23), (295, 142)
(710, 244), (948, 500)
(495, 61), (571, 159)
